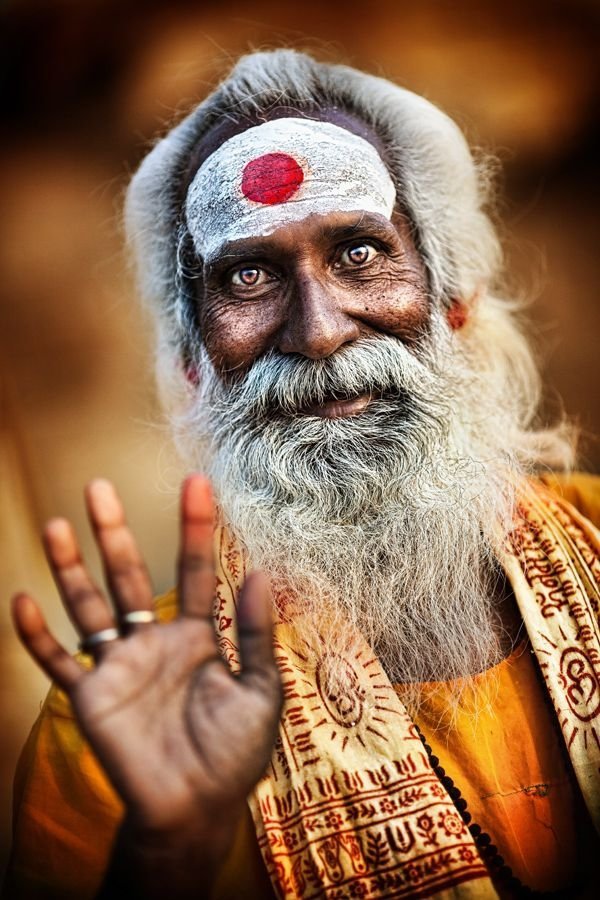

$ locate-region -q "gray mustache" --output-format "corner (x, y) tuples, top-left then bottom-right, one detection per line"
(217, 337), (433, 418)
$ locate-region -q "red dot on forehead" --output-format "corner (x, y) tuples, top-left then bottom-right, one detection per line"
(241, 153), (304, 205)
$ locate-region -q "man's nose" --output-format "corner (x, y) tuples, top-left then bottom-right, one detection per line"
(277, 277), (360, 359)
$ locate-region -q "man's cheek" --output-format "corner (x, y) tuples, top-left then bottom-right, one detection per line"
(200, 299), (275, 376)
(362, 282), (430, 343)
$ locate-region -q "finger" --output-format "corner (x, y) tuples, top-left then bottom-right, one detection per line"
(238, 571), (279, 684)
(43, 517), (116, 655)
(178, 475), (217, 621)
(85, 479), (154, 628)
(12, 593), (84, 691)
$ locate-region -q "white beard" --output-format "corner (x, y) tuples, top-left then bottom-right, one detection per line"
(175, 314), (520, 711)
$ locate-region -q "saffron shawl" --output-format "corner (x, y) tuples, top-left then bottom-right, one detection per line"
(211, 480), (600, 900)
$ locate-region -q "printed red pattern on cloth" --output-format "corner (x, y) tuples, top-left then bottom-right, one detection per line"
(504, 481), (600, 834)
(253, 629), (491, 899)
(211, 479), (600, 899)
(211, 524), (494, 900)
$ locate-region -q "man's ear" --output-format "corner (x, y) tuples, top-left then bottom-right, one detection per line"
(184, 364), (200, 386)
(446, 283), (485, 331)
(182, 354), (200, 387)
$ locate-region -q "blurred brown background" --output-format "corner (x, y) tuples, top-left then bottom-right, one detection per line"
(0, 0), (599, 875)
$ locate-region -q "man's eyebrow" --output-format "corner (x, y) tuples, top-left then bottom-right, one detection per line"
(316, 216), (398, 243)
(204, 214), (399, 270)
(206, 241), (278, 267)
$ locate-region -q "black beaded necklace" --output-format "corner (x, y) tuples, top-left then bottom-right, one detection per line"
(415, 725), (570, 898)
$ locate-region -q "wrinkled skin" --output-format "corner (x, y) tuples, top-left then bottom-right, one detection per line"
(200, 209), (430, 382)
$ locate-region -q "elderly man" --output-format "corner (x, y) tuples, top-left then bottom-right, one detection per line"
(6, 49), (600, 899)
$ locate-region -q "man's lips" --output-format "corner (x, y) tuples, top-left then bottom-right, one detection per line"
(301, 392), (373, 419)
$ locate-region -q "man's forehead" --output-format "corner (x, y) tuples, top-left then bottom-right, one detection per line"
(184, 116), (397, 263)
(183, 106), (388, 187)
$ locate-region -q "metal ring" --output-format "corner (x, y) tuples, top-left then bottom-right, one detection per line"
(120, 610), (156, 626)
(79, 627), (120, 653)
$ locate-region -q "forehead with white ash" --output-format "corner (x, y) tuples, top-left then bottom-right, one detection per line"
(184, 117), (397, 262)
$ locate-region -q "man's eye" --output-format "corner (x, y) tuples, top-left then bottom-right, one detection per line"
(339, 243), (379, 267)
(230, 266), (268, 287)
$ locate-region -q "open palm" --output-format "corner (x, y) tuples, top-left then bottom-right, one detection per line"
(12, 476), (282, 841)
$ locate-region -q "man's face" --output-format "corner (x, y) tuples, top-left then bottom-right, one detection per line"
(198, 207), (431, 415)
(183, 112), (432, 411)
(176, 115), (511, 690)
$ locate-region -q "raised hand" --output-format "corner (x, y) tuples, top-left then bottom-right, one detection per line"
(12, 476), (282, 898)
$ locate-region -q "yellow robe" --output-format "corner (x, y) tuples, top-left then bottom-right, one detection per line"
(5, 473), (600, 899)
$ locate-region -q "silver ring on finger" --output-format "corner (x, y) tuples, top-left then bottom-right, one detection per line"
(120, 610), (156, 627)
(79, 627), (120, 653)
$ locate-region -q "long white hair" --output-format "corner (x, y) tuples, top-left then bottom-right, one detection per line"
(124, 48), (573, 474)
(124, 50), (575, 703)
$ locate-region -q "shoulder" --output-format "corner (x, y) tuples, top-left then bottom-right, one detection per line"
(536, 471), (600, 529)
(8, 591), (183, 895)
